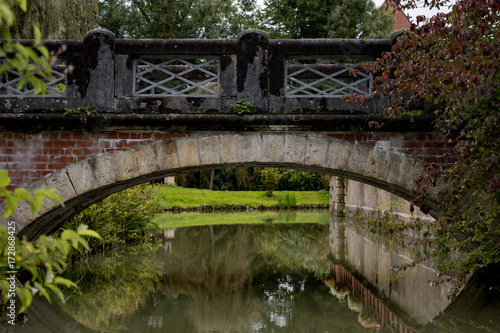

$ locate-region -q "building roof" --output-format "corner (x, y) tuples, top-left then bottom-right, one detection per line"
(383, 0), (411, 30)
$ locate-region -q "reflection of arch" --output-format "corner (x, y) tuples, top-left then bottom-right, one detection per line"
(2, 133), (441, 240)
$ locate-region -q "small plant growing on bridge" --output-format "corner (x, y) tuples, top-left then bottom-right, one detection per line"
(230, 99), (253, 115)
(64, 105), (95, 115)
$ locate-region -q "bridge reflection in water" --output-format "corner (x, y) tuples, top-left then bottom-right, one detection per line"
(330, 264), (414, 332)
(328, 215), (453, 332)
(11, 212), (499, 332)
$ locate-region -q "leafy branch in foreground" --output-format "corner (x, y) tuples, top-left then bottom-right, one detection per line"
(0, 170), (101, 314)
(345, 0), (500, 289)
(0, 0), (54, 95)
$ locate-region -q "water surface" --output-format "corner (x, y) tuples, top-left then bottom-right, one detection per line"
(11, 212), (500, 332)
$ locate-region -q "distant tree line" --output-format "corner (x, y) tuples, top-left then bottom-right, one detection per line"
(175, 168), (330, 191)
(9, 0), (395, 40)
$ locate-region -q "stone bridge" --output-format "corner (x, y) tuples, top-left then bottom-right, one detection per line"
(0, 29), (454, 239)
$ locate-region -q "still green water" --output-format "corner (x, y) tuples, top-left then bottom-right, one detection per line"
(10, 212), (500, 332)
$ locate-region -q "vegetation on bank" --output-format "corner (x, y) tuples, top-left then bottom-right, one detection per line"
(61, 184), (162, 249)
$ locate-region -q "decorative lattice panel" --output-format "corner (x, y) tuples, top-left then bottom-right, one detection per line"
(285, 58), (372, 97)
(0, 60), (66, 97)
(133, 57), (220, 97)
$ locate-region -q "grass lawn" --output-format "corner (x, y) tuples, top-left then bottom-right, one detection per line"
(154, 185), (330, 209)
(154, 211), (330, 229)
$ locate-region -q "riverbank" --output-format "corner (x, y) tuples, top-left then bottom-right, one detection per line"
(155, 186), (329, 210)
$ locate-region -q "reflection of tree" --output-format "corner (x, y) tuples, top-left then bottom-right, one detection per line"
(59, 223), (341, 332)
(160, 225), (259, 332)
(252, 223), (330, 280)
(161, 224), (332, 331)
(60, 243), (164, 332)
(163, 225), (253, 291)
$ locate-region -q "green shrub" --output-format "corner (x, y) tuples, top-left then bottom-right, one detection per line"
(277, 192), (298, 209)
(62, 184), (162, 249)
(278, 170), (329, 191)
(260, 168), (281, 195)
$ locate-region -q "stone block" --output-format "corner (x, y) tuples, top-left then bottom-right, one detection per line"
(404, 160), (425, 192)
(365, 149), (392, 183)
(92, 154), (118, 187)
(325, 140), (353, 172)
(305, 135), (329, 167)
(154, 140), (179, 171)
(66, 158), (101, 195)
(66, 159), (96, 195)
(112, 149), (139, 181)
(35, 170), (77, 220)
(262, 134), (284, 163)
(283, 134), (306, 165)
(199, 136), (221, 165)
(220, 134), (241, 164)
(43, 170), (78, 203)
(241, 134), (262, 163)
(176, 138), (200, 168)
(134, 144), (159, 176)
(347, 144), (372, 176)
(385, 153), (417, 190)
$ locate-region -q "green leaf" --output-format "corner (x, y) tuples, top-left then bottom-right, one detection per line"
(77, 224), (102, 240)
(17, 0), (27, 12)
(37, 46), (49, 60)
(54, 277), (78, 289)
(3, 194), (21, 218)
(45, 271), (55, 284)
(34, 283), (51, 302)
(0, 280), (11, 301)
(13, 188), (33, 202)
(0, 61), (11, 74)
(30, 194), (44, 215)
(0, 169), (11, 187)
(0, 3), (15, 26)
(36, 188), (63, 205)
(46, 284), (65, 303)
(16, 287), (33, 313)
(33, 25), (41, 44)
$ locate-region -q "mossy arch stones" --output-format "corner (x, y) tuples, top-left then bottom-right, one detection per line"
(3, 133), (441, 240)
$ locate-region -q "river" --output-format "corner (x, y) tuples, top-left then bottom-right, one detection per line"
(9, 211), (500, 332)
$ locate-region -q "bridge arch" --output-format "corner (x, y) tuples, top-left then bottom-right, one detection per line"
(3, 133), (441, 240)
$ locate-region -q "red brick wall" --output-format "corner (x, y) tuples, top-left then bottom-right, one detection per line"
(327, 132), (455, 166)
(0, 131), (189, 190)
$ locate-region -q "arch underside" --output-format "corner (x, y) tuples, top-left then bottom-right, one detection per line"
(1, 133), (443, 240)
